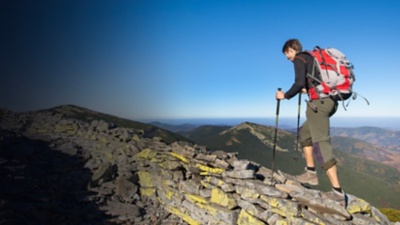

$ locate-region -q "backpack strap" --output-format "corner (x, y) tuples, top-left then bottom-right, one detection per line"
(297, 51), (318, 79)
(294, 55), (307, 63)
(297, 52), (325, 103)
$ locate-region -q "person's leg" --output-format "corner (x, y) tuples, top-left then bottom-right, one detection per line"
(308, 99), (346, 206)
(323, 164), (346, 208)
(306, 99), (338, 183)
(326, 165), (340, 188)
(303, 146), (314, 168)
(293, 118), (318, 185)
(299, 120), (314, 167)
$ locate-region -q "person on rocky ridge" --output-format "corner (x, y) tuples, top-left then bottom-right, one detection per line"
(276, 38), (346, 207)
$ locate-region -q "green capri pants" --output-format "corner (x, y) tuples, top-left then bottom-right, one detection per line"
(299, 97), (338, 170)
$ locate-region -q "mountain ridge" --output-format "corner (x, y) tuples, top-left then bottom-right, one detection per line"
(42, 104), (194, 144)
(1, 104), (398, 223)
(155, 120), (400, 172)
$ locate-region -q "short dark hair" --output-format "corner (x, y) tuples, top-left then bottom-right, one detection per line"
(282, 39), (302, 53)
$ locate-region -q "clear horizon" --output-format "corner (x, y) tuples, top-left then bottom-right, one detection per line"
(138, 116), (400, 131)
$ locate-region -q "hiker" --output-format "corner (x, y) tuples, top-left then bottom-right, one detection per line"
(276, 39), (346, 207)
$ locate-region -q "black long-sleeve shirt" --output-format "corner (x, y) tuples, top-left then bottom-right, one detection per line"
(284, 52), (313, 99)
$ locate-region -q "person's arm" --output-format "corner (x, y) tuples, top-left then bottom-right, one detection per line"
(283, 56), (307, 99)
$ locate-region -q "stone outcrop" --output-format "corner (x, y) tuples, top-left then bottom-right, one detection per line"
(0, 107), (397, 225)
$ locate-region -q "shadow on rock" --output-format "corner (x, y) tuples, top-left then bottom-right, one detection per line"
(0, 130), (116, 225)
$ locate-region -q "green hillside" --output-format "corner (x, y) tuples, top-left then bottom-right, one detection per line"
(333, 150), (400, 207)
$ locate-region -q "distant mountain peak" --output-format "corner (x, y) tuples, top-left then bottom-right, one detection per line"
(220, 121), (290, 152)
(47, 104), (101, 116)
(220, 121), (254, 135)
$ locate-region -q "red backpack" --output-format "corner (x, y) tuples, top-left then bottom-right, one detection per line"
(306, 46), (368, 109)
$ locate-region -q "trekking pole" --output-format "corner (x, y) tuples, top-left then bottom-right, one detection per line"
(294, 91), (301, 161)
(271, 88), (281, 176)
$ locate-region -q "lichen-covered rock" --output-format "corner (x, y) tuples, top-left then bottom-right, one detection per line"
(0, 107), (394, 225)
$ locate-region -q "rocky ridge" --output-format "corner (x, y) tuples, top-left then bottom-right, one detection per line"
(0, 107), (397, 224)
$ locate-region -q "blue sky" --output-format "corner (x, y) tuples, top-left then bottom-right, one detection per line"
(1, 0), (400, 121)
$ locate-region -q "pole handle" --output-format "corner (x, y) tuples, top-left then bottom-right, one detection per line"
(276, 88), (281, 114)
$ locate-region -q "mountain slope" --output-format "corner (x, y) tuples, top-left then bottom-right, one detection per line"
(149, 121), (198, 132)
(182, 122), (301, 171)
(331, 126), (400, 153)
(332, 136), (400, 171)
(43, 105), (193, 144)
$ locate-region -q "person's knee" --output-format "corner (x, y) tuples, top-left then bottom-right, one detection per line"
(300, 140), (312, 148)
(322, 158), (337, 170)
(312, 141), (335, 168)
(299, 127), (312, 147)
(312, 136), (330, 143)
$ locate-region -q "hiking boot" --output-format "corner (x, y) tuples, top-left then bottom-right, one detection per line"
(321, 189), (347, 208)
(294, 168), (319, 186)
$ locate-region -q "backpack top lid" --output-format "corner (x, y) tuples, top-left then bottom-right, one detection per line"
(310, 47), (353, 77)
